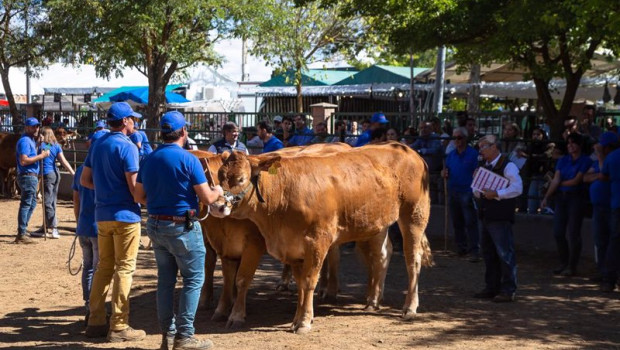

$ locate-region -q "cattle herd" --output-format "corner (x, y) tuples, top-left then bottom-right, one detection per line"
(189, 141), (433, 334)
(3, 129), (432, 334)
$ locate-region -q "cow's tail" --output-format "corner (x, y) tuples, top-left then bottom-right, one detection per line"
(421, 233), (434, 267)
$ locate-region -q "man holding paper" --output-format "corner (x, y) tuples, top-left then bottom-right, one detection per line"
(473, 135), (523, 302)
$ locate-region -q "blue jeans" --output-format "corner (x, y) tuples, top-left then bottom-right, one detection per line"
(17, 174), (39, 236)
(79, 236), (99, 308)
(449, 191), (480, 255)
(591, 205), (611, 275)
(553, 191), (585, 271)
(527, 177), (545, 214)
(147, 218), (206, 338)
(604, 209), (620, 285)
(481, 220), (517, 295)
(42, 170), (60, 228)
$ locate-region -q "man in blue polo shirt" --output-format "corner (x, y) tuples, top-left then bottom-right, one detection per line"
(355, 112), (389, 147)
(134, 111), (223, 350)
(442, 127), (481, 261)
(72, 130), (107, 323)
(257, 121), (284, 153)
(601, 132), (620, 292)
(80, 102), (145, 343)
(15, 117), (50, 244)
(288, 114), (314, 146)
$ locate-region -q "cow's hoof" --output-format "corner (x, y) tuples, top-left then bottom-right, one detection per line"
(294, 324), (312, 334)
(226, 318), (245, 329)
(276, 283), (289, 292)
(363, 304), (380, 312)
(401, 309), (417, 321)
(211, 311), (228, 322)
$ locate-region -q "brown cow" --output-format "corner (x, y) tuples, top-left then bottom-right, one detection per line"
(191, 143), (393, 328)
(0, 133), (20, 197)
(210, 141), (432, 333)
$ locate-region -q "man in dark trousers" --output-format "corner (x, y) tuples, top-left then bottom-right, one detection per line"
(134, 111), (223, 350)
(473, 135), (523, 302)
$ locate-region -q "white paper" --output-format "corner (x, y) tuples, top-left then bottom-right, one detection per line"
(471, 167), (509, 193)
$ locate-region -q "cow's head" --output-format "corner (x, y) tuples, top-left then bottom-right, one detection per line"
(209, 151), (280, 218)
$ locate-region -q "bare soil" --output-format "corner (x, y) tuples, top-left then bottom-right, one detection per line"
(0, 198), (619, 349)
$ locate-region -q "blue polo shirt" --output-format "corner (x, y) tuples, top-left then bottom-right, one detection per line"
(40, 142), (63, 175)
(16, 134), (39, 174)
(137, 143), (207, 216)
(354, 130), (372, 147)
(263, 135), (284, 153)
(129, 131), (143, 154)
(72, 165), (97, 237)
(288, 127), (314, 146)
(84, 132), (140, 223)
(445, 146), (479, 193)
(602, 148), (620, 209)
(556, 154), (592, 193)
(139, 131), (153, 155)
(589, 161), (611, 206)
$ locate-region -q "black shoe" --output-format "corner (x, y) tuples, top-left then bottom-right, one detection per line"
(560, 268), (575, 277)
(493, 293), (515, 303)
(473, 289), (498, 299)
(85, 324), (109, 338)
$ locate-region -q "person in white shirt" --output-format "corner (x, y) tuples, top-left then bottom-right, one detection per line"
(473, 135), (522, 303)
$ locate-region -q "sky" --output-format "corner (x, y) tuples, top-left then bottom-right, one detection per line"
(214, 39), (273, 83)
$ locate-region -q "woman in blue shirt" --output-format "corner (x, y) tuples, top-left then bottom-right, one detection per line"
(541, 133), (592, 276)
(33, 127), (75, 238)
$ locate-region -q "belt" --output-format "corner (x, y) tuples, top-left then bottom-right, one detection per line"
(19, 173), (38, 177)
(148, 210), (196, 223)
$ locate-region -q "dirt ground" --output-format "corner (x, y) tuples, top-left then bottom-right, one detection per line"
(0, 198), (619, 350)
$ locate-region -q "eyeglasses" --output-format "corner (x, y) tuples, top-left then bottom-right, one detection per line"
(479, 143), (493, 151)
(454, 136), (465, 140)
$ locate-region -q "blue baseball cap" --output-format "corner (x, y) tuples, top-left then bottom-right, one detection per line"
(599, 131), (619, 147)
(370, 112), (388, 124)
(95, 120), (107, 128)
(161, 111), (190, 133)
(89, 129), (109, 147)
(107, 102), (142, 121)
(25, 117), (40, 126)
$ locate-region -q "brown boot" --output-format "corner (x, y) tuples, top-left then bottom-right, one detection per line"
(14, 235), (36, 244)
(107, 326), (146, 343)
(173, 336), (214, 350)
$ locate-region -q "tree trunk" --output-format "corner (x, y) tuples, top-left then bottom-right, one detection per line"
(0, 66), (20, 122)
(145, 56), (177, 141)
(533, 77), (560, 139)
(295, 64), (303, 113)
(467, 64), (481, 114)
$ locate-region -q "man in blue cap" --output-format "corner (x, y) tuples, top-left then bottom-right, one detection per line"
(355, 112), (389, 147)
(134, 111), (223, 350)
(80, 102), (145, 343)
(15, 117), (50, 244)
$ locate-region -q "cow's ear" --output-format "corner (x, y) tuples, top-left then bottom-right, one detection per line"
(253, 156), (281, 175)
(221, 151), (231, 161)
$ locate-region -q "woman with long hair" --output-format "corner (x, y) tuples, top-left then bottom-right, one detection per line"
(33, 127), (75, 238)
(541, 133), (592, 276)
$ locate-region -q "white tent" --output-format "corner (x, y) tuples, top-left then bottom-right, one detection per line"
(0, 63), (149, 96)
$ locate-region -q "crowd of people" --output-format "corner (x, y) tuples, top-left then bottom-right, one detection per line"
(10, 103), (620, 347)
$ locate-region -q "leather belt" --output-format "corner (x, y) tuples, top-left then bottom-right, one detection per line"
(148, 210), (196, 223)
(19, 173), (38, 177)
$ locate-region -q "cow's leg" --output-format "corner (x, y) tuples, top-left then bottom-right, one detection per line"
(199, 240), (217, 309)
(398, 200), (430, 320)
(319, 245), (340, 301)
(212, 258), (239, 322)
(356, 229), (392, 311)
(277, 264), (292, 291)
(226, 244), (263, 329)
(293, 238), (330, 334)
(290, 262), (305, 331)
